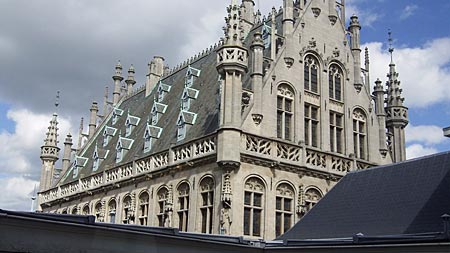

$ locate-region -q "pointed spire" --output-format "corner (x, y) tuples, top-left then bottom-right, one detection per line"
(39, 112), (61, 192)
(125, 64), (136, 95)
(388, 29), (395, 64)
(43, 113), (59, 147)
(223, 0), (244, 46)
(385, 30), (408, 162)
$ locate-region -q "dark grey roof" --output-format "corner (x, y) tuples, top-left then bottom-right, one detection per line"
(278, 151), (450, 240)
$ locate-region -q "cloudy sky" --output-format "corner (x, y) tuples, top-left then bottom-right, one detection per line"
(1, 0), (449, 211)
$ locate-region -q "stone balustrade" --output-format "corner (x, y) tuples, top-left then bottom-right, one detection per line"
(241, 133), (374, 176)
(40, 134), (217, 204)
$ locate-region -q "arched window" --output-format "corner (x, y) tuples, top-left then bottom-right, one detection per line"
(61, 208), (68, 214)
(305, 103), (320, 147)
(329, 65), (343, 101)
(244, 177), (265, 237)
(177, 183), (190, 231)
(304, 188), (322, 213)
(353, 109), (367, 159)
(82, 204), (90, 215)
(157, 187), (168, 227)
(199, 177), (214, 234)
(94, 202), (104, 222)
(108, 199), (117, 224)
(275, 183), (295, 237)
(330, 111), (344, 153)
(277, 84), (294, 141)
(138, 192), (150, 226)
(304, 55), (319, 93)
(71, 206), (78, 215)
(122, 195), (134, 224)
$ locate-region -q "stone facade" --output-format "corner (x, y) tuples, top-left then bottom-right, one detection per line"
(38, 0), (408, 240)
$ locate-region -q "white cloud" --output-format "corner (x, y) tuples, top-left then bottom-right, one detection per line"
(406, 124), (446, 146)
(363, 37), (450, 108)
(400, 4), (418, 20)
(346, 2), (381, 27)
(0, 108), (74, 175)
(406, 144), (438, 160)
(0, 176), (38, 211)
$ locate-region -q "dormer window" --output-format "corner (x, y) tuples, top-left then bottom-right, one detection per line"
(92, 145), (108, 172)
(185, 66), (201, 88)
(143, 124), (163, 153)
(116, 142), (123, 163)
(112, 108), (124, 125)
(72, 156), (88, 179)
(103, 126), (117, 147)
(151, 102), (168, 125)
(157, 81), (171, 102)
(115, 136), (134, 163)
(93, 151), (99, 171)
(125, 114), (140, 137)
(72, 160), (79, 178)
(181, 87), (199, 111)
(176, 111), (197, 142)
(144, 131), (152, 153)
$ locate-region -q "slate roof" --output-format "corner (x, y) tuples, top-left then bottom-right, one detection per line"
(59, 47), (221, 184)
(56, 9), (287, 186)
(278, 151), (450, 240)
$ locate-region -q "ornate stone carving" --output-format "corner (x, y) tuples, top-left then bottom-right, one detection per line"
(332, 47), (340, 58)
(311, 7), (321, 17)
(284, 57), (294, 68)
(252, 114), (263, 125)
(297, 184), (305, 215)
(329, 15), (338, 25)
(221, 172), (232, 207)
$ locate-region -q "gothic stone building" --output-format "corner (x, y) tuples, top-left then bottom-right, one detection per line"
(38, 0), (408, 240)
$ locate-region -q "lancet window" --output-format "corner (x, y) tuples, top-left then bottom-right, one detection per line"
(122, 195), (133, 224)
(304, 56), (319, 93)
(353, 109), (367, 160)
(244, 177), (265, 237)
(108, 199), (117, 224)
(157, 187), (169, 227)
(138, 192), (150, 226)
(305, 104), (320, 147)
(304, 188), (322, 213)
(199, 177), (214, 234)
(275, 183), (295, 237)
(177, 183), (190, 232)
(94, 202), (104, 222)
(82, 204), (90, 215)
(329, 65), (343, 101)
(330, 111), (344, 153)
(277, 84), (294, 141)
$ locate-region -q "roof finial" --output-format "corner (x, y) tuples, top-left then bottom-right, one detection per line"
(388, 29), (394, 63)
(54, 90), (60, 109)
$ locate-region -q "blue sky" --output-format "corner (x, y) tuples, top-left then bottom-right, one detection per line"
(0, 0), (449, 211)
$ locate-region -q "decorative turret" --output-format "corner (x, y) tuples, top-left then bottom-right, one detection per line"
(61, 133), (73, 175)
(146, 56), (165, 97)
(39, 113), (60, 192)
(250, 31), (264, 127)
(348, 15), (363, 92)
(385, 32), (408, 162)
(283, 0), (294, 36)
(216, 0), (248, 164)
(240, 0), (255, 38)
(125, 64), (136, 95)
(88, 101), (99, 138)
(112, 61), (124, 105)
(373, 79), (388, 157)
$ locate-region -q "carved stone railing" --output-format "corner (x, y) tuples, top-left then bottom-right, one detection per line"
(40, 134), (217, 204)
(241, 133), (373, 176)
